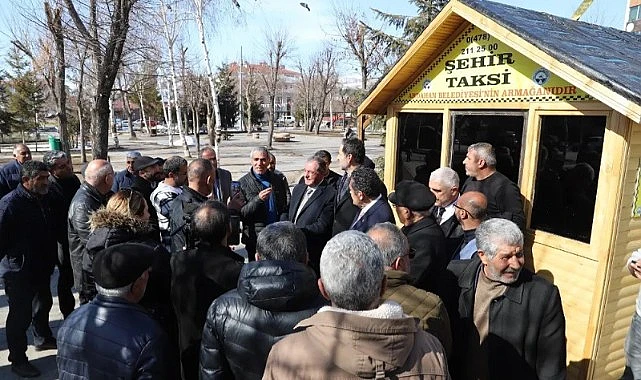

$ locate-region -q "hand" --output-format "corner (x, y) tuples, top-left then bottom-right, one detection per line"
(258, 187), (273, 201)
(630, 261), (641, 279)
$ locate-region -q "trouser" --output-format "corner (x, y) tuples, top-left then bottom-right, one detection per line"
(57, 242), (75, 318)
(4, 271), (54, 364)
(623, 312), (641, 379)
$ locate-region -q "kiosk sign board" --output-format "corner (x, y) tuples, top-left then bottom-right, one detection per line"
(396, 25), (592, 104)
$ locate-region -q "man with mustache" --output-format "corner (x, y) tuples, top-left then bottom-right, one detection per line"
(445, 218), (566, 380)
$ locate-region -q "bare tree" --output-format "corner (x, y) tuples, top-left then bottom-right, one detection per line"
(63, 0), (138, 159)
(258, 27), (291, 148)
(312, 46), (338, 134)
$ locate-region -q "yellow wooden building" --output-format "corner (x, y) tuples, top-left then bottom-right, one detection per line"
(358, 0), (641, 378)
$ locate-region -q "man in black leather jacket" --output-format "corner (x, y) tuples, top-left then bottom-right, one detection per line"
(238, 147), (288, 261)
(67, 159), (114, 304)
(57, 243), (172, 379)
(200, 221), (326, 380)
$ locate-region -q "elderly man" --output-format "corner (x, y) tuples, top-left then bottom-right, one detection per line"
(68, 159), (114, 304)
(452, 191), (487, 260)
(57, 243), (172, 379)
(0, 143), (32, 198)
(0, 161), (57, 377)
(239, 147), (288, 261)
(171, 201), (244, 380)
(43, 150), (81, 318)
(429, 167), (464, 255)
(461, 142), (526, 230)
(111, 150), (140, 192)
(131, 156), (165, 233)
(368, 222), (452, 356)
(348, 166), (395, 232)
(171, 159), (214, 253)
(389, 180), (447, 293)
(288, 156), (336, 275)
(297, 149), (342, 189)
(263, 230), (449, 379)
(200, 222), (325, 380)
(446, 218), (566, 380)
(199, 147), (232, 203)
(151, 156), (188, 248)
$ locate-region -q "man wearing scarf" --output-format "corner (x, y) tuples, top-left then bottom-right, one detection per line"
(238, 147), (289, 261)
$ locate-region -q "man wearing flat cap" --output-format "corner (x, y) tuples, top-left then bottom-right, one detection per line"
(389, 180), (447, 293)
(112, 151), (141, 193)
(131, 156), (165, 235)
(57, 243), (172, 379)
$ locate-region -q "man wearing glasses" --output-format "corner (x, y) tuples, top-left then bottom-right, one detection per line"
(452, 191), (487, 260)
(112, 151), (141, 193)
(389, 180), (447, 294)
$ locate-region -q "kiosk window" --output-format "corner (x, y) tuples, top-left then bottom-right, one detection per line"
(530, 115), (606, 243)
(451, 113), (525, 185)
(396, 113), (443, 183)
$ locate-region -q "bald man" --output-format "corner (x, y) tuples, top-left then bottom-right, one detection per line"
(0, 143), (32, 199)
(452, 191), (487, 260)
(68, 160), (114, 304)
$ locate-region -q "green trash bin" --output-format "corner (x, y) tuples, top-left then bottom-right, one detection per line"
(48, 136), (62, 151)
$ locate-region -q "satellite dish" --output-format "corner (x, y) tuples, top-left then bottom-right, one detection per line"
(626, 22), (636, 32)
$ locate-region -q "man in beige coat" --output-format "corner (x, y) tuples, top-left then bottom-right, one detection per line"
(368, 222), (452, 357)
(263, 230), (450, 380)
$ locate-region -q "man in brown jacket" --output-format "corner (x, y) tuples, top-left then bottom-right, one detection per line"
(263, 230), (450, 379)
(368, 222), (452, 356)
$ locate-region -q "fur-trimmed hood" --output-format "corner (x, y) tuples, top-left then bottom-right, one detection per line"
(89, 208), (151, 235)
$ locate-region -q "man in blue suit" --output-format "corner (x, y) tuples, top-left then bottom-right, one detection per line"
(288, 156), (336, 275)
(348, 167), (395, 233)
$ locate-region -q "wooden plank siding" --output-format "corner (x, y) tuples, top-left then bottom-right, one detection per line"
(591, 120), (638, 379)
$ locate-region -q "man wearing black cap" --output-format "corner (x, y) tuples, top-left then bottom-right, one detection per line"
(57, 243), (172, 378)
(131, 156), (164, 235)
(389, 180), (447, 293)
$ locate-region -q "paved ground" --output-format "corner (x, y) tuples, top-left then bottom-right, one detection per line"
(0, 127), (385, 378)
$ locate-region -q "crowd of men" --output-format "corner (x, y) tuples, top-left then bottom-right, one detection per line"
(0, 139), (571, 379)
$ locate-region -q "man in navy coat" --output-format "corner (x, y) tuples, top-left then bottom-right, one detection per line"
(348, 167), (395, 233)
(0, 143), (32, 199)
(288, 156), (336, 275)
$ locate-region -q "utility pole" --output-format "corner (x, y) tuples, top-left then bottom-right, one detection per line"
(239, 46), (244, 132)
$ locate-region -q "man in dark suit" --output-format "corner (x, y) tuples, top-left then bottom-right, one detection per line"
(200, 147), (232, 204)
(288, 156), (335, 275)
(348, 167), (395, 233)
(297, 150), (341, 190)
(428, 167), (464, 257)
(389, 180), (447, 293)
(333, 138), (366, 236)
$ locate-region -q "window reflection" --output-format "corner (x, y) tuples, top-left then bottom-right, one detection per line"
(531, 115), (606, 243)
(396, 113), (443, 184)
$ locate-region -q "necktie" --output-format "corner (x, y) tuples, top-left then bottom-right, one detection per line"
(294, 188), (314, 223)
(435, 206), (444, 224)
(338, 174), (349, 201)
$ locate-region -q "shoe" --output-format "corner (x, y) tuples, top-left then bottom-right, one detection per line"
(11, 361), (41, 378)
(34, 337), (57, 351)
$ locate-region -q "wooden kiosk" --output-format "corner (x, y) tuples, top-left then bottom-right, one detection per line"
(358, 0), (641, 378)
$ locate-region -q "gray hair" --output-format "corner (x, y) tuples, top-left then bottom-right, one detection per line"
(85, 162), (113, 183)
(476, 218), (523, 259)
(256, 221), (307, 263)
(367, 222), (409, 267)
(42, 150), (68, 170)
(96, 283), (130, 298)
(199, 147), (215, 158)
(320, 230), (384, 311)
(21, 160), (48, 179)
(469, 142), (497, 167)
(250, 146), (269, 159)
(429, 167), (459, 188)
(126, 151), (141, 159)
(306, 156), (327, 174)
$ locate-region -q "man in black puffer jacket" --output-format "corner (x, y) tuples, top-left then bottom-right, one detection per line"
(200, 221), (327, 380)
(57, 243), (172, 379)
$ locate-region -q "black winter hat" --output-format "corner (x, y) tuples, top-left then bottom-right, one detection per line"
(92, 243), (155, 289)
(133, 156), (163, 171)
(388, 180), (436, 211)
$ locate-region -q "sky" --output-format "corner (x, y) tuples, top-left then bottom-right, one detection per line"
(0, 0), (629, 77)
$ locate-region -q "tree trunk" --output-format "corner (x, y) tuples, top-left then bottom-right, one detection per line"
(267, 94), (275, 149)
(206, 98), (214, 146)
(91, 93), (111, 160)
